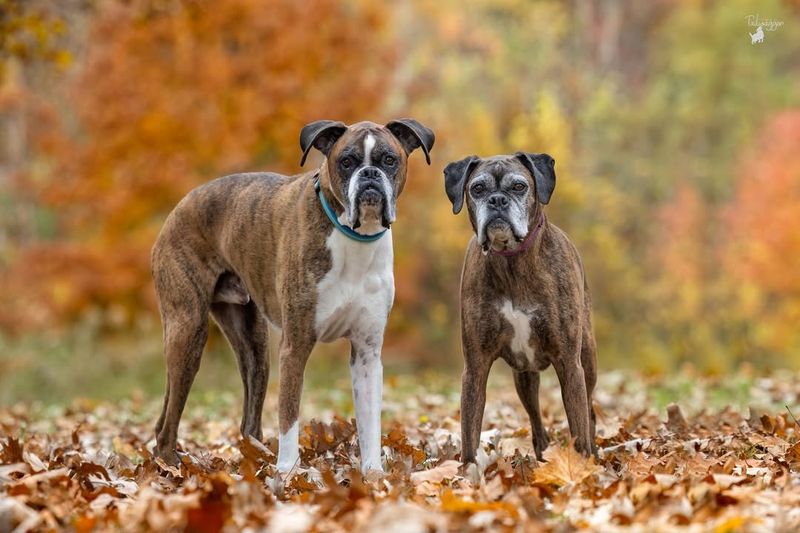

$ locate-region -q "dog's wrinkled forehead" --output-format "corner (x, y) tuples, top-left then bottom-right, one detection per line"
(329, 122), (405, 164)
(468, 156), (532, 185)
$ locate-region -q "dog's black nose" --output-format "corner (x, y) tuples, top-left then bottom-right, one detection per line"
(361, 167), (382, 180)
(488, 194), (509, 209)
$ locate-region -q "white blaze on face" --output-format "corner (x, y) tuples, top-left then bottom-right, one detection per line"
(345, 132), (396, 232)
(363, 133), (376, 165)
(347, 134), (376, 210)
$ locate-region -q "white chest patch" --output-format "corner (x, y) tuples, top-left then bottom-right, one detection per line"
(314, 227), (394, 343)
(498, 299), (535, 363)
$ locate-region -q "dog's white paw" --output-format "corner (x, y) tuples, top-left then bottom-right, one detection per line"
(362, 465), (386, 482)
(360, 458), (385, 476)
(276, 458), (299, 475)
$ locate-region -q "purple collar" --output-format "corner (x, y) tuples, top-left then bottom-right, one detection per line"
(490, 213), (546, 257)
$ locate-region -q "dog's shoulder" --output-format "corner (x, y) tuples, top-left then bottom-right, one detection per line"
(542, 221), (572, 247)
(541, 222), (586, 280)
(182, 171), (316, 210)
(197, 171), (289, 196)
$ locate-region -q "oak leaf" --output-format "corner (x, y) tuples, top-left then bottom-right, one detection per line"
(532, 446), (602, 488)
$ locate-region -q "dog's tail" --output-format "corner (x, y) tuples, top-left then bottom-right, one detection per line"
(749, 31), (756, 38)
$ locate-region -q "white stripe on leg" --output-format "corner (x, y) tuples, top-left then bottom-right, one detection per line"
(276, 420), (299, 473)
(351, 352), (384, 473)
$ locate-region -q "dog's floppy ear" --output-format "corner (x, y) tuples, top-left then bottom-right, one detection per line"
(515, 152), (556, 205)
(443, 155), (480, 214)
(299, 120), (347, 167)
(386, 118), (435, 165)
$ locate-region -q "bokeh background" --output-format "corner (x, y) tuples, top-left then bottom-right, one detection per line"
(1, 0), (799, 404)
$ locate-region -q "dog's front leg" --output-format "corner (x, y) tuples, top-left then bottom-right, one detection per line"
(276, 337), (314, 474)
(349, 339), (384, 473)
(460, 358), (491, 464)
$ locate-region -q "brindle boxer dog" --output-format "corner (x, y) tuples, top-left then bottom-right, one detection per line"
(152, 119), (434, 474)
(443, 152), (597, 463)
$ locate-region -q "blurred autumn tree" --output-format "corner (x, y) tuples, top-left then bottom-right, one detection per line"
(2, 0), (800, 393)
(646, 111), (800, 372)
(1, 0), (393, 331)
(389, 0), (800, 370)
(724, 111), (800, 364)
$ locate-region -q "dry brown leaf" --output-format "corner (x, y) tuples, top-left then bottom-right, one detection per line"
(2, 373), (800, 531)
(666, 404), (690, 434)
(532, 445), (602, 488)
(409, 460), (461, 485)
(440, 490), (520, 519)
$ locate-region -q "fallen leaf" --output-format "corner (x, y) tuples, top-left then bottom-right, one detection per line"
(409, 460), (460, 485)
(533, 445), (602, 488)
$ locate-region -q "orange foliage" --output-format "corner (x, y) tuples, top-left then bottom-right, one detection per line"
(3, 0), (394, 331)
(645, 111), (800, 367)
(726, 111), (800, 295)
(723, 111), (800, 353)
(655, 182), (706, 286)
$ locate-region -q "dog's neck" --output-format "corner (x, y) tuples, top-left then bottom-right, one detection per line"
(489, 213), (546, 258)
(481, 211), (550, 291)
(314, 165), (346, 216)
(313, 166), (388, 242)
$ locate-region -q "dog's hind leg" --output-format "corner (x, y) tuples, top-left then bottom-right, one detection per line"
(152, 241), (216, 465)
(210, 300), (270, 441)
(581, 279), (598, 454)
(581, 325), (598, 454)
(553, 348), (593, 457)
(513, 370), (549, 461)
(154, 309), (209, 465)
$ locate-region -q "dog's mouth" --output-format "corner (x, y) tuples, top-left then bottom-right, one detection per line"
(352, 185), (391, 231)
(482, 217), (523, 253)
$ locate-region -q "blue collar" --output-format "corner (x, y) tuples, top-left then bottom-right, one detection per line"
(314, 179), (387, 243)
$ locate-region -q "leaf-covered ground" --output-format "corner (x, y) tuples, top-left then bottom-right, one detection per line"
(1, 370), (800, 532)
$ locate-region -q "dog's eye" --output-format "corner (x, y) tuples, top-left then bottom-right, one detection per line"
(340, 157), (353, 169)
(471, 183), (486, 195)
(512, 182), (527, 192)
(382, 154), (396, 166)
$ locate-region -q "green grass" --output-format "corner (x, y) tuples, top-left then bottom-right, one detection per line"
(0, 324), (443, 407)
(2, 323), (796, 417)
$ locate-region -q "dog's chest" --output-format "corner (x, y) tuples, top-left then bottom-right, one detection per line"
(314, 230), (394, 343)
(498, 299), (537, 366)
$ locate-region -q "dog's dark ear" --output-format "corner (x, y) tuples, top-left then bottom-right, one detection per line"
(299, 120), (347, 166)
(443, 155), (480, 214)
(515, 152), (556, 204)
(386, 118), (435, 165)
